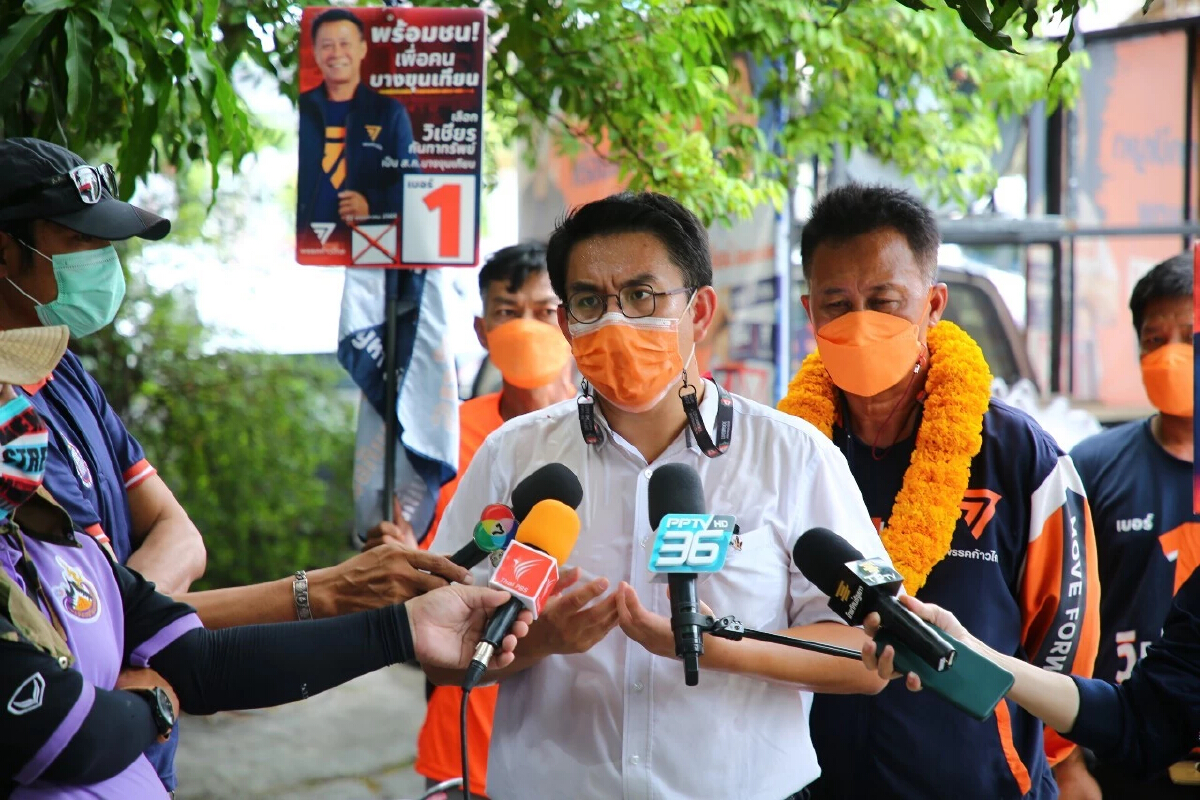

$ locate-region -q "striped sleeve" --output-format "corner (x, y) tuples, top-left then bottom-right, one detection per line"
(80, 362), (156, 491)
(1019, 453), (1102, 765)
(122, 459), (157, 491)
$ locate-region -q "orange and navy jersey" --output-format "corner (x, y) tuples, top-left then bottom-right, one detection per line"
(810, 399), (1100, 800)
(416, 392), (504, 796)
(1070, 419), (1199, 685)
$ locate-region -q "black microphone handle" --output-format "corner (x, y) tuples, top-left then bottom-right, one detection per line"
(874, 595), (956, 670)
(668, 573), (703, 686)
(481, 596), (525, 649)
(450, 540), (490, 569)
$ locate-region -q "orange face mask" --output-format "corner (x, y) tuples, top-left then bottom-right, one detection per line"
(569, 306), (693, 414)
(486, 318), (572, 389)
(815, 309), (926, 397)
(1141, 342), (1193, 417)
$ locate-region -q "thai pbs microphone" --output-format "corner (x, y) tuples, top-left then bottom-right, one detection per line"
(792, 527), (956, 672)
(461, 498), (581, 691)
(647, 463), (736, 687)
(448, 462), (583, 569)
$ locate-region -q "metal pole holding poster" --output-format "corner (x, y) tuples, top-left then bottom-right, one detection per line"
(379, 0), (402, 526)
(298, 3), (487, 542)
(382, 268), (400, 524)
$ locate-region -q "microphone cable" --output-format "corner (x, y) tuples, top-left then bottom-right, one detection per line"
(460, 688), (473, 800)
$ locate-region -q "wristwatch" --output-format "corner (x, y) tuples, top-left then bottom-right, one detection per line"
(129, 687), (176, 739)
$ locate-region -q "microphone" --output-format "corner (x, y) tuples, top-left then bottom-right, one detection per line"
(792, 527), (957, 672)
(648, 463), (735, 687)
(448, 462), (584, 569)
(462, 498), (581, 690)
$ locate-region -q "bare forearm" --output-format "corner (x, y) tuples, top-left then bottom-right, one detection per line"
(175, 567), (348, 629)
(703, 622), (887, 694)
(974, 639), (1082, 733)
(126, 523), (206, 595)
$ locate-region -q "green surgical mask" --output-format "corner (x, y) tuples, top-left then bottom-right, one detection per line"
(8, 243), (126, 338)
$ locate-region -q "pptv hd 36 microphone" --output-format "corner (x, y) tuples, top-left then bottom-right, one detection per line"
(461, 498), (581, 691)
(647, 463), (736, 687)
(449, 462), (584, 569)
(792, 527), (956, 672)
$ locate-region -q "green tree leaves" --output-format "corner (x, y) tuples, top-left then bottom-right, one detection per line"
(0, 0), (1114, 224)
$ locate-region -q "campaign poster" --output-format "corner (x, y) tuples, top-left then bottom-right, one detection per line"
(296, 6), (485, 268)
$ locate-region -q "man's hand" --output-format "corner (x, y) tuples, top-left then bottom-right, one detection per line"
(313, 542), (472, 618)
(407, 584), (532, 670)
(518, 568), (619, 660)
(363, 499), (418, 551)
(1053, 749), (1101, 800)
(338, 190), (370, 221)
(615, 582), (714, 660)
(115, 668), (180, 743)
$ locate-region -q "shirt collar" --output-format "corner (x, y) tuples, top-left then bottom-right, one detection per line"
(9, 488), (79, 547)
(587, 378), (721, 459)
(20, 371), (54, 396)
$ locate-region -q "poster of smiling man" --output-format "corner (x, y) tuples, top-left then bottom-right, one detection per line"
(296, 6), (485, 269)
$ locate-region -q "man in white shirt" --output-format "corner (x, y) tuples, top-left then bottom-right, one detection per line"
(426, 191), (889, 800)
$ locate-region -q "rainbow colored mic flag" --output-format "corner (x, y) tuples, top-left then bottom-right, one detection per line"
(474, 503), (518, 552)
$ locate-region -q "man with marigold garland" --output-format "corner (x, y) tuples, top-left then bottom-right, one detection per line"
(780, 184), (1102, 800)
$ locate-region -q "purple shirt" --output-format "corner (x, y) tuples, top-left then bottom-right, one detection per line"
(1, 529), (200, 798)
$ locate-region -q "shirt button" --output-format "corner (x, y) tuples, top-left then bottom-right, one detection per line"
(644, 469), (653, 479)
(633, 681), (644, 692)
(630, 755), (640, 765)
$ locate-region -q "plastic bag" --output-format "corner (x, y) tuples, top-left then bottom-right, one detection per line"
(991, 378), (1104, 453)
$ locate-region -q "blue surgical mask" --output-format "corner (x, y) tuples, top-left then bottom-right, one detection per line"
(8, 243), (126, 338)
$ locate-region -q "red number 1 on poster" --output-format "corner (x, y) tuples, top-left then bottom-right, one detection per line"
(402, 175), (477, 266)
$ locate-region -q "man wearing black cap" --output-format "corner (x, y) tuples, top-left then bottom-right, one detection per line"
(0, 137), (473, 794)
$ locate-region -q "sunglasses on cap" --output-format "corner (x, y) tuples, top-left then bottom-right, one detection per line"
(0, 163), (117, 208)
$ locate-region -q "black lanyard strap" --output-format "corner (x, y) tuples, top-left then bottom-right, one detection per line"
(577, 375), (732, 458)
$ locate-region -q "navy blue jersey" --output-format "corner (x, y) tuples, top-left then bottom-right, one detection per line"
(810, 399), (1101, 800)
(1070, 419), (1198, 685)
(20, 351), (155, 564)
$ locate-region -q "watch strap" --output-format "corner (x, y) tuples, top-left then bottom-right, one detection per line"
(129, 687), (175, 738)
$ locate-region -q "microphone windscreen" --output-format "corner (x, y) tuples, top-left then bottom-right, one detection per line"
(511, 462), (583, 520)
(647, 463), (707, 531)
(515, 499), (581, 565)
(791, 527), (867, 597)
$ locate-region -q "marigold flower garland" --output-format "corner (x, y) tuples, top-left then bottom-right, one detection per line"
(778, 321), (992, 593)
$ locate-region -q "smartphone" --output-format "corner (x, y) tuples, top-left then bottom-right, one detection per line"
(874, 624), (1014, 722)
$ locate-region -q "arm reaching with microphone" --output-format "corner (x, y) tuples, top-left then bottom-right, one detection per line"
(862, 582), (1200, 778)
(615, 584), (885, 694)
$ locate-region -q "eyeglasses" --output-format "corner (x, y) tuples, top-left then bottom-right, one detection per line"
(566, 284), (692, 324)
(0, 163), (117, 208)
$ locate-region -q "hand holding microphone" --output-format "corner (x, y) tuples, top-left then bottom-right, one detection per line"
(794, 527), (1014, 721)
(861, 593), (975, 690)
(462, 498), (583, 690)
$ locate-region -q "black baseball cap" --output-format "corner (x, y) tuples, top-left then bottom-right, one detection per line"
(0, 138), (170, 241)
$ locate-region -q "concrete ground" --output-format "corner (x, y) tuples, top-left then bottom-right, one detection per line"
(174, 664), (431, 800)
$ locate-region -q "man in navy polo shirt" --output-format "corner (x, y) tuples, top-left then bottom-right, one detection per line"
(0, 137), (471, 794)
(1069, 252), (1199, 796)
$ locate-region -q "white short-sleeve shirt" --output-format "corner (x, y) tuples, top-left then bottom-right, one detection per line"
(431, 380), (889, 800)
